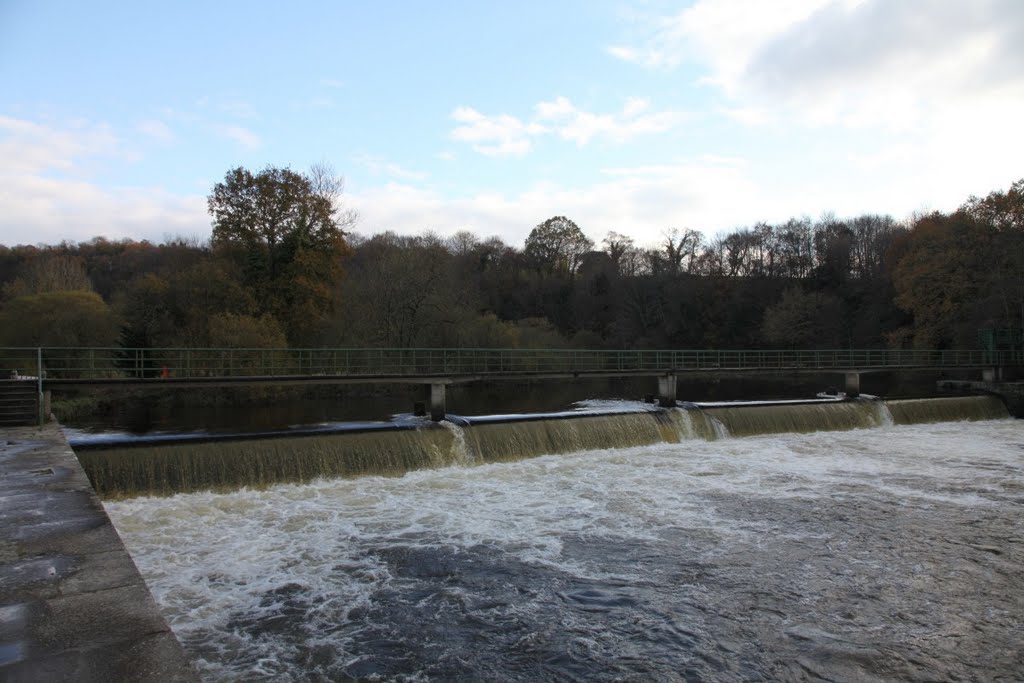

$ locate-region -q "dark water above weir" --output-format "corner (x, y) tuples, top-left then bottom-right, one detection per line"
(99, 400), (1024, 682)
(60, 371), (957, 436)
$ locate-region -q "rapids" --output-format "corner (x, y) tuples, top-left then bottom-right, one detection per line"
(104, 418), (1024, 682)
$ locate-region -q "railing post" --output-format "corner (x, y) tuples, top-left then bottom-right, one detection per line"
(37, 347), (44, 427)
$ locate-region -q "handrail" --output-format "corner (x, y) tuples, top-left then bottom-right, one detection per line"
(0, 347), (1020, 382)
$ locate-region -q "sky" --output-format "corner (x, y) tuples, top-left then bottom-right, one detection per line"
(2, 0), (1022, 249)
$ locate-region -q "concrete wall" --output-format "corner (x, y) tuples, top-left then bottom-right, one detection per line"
(0, 424), (197, 682)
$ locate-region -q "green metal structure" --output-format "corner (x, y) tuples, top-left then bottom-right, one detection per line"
(979, 327), (1023, 360)
(1, 346), (1020, 383)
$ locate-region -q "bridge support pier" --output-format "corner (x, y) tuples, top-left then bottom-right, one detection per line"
(430, 383), (447, 421)
(844, 372), (860, 398)
(983, 367), (1003, 382)
(657, 375), (677, 407)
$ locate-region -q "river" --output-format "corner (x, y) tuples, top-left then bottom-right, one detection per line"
(104, 418), (1023, 681)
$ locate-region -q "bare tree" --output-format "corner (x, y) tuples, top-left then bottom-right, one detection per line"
(662, 228), (703, 275)
(446, 230), (480, 256)
(3, 253), (93, 299)
(308, 161), (358, 233)
(602, 231), (635, 275)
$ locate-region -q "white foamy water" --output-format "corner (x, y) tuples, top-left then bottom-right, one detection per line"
(105, 419), (1024, 682)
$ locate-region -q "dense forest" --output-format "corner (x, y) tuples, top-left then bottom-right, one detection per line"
(1, 169), (1021, 353)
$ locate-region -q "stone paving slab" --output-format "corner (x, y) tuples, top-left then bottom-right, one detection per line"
(0, 424), (198, 682)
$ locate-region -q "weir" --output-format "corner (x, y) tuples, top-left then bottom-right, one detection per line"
(701, 399), (891, 437)
(72, 396), (1011, 499)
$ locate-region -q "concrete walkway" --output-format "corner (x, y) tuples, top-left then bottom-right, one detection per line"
(0, 423), (197, 682)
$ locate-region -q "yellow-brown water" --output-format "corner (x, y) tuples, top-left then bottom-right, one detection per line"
(886, 395), (1007, 424)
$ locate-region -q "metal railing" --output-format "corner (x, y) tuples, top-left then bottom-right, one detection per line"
(1, 347), (1020, 382)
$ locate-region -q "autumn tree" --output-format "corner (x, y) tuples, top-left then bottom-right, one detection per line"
(117, 260), (259, 347)
(960, 179), (1024, 328)
(761, 287), (845, 348)
(2, 253), (93, 299)
(328, 233), (462, 347)
(208, 165), (352, 343)
(115, 274), (176, 349)
(961, 179), (1024, 231)
(0, 291), (120, 348)
(207, 312), (288, 348)
(889, 211), (992, 348)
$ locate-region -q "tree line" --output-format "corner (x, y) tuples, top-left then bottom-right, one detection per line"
(0, 167), (1021, 353)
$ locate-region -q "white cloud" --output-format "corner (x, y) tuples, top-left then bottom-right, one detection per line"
(451, 97), (687, 155)
(622, 97), (650, 118)
(610, 0), (1024, 130)
(608, 0), (834, 77)
(535, 96), (576, 119)
(1, 174), (208, 246)
(350, 159), (766, 248)
(202, 97), (260, 120)
(606, 0), (1024, 217)
(0, 116), (208, 245)
(0, 116), (119, 175)
(356, 154), (429, 182)
(450, 106), (547, 157)
(351, 128), (1024, 249)
(218, 125), (261, 149)
(720, 106), (771, 127)
(137, 119), (174, 142)
(537, 96), (687, 146)
(606, 45), (652, 67)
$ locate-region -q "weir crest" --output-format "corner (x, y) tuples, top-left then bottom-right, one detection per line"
(72, 395), (1010, 499)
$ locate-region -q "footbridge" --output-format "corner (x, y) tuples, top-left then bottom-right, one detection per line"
(3, 346), (1020, 423)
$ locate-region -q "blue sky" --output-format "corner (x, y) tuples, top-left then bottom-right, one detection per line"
(2, 0), (1022, 248)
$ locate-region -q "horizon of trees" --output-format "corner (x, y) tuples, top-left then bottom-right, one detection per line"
(1, 168), (1021, 354)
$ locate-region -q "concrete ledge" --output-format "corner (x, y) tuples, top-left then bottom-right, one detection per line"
(0, 424), (197, 682)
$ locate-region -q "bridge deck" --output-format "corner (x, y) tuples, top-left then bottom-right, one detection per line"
(39, 365), (988, 389)
(2, 347), (1018, 386)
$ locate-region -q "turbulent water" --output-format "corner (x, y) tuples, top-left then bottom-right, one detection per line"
(105, 418), (1024, 682)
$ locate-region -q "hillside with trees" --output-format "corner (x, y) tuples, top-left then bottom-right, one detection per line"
(1, 170), (1021, 353)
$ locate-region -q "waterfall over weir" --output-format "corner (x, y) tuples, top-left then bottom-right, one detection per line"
(73, 396), (1010, 499)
